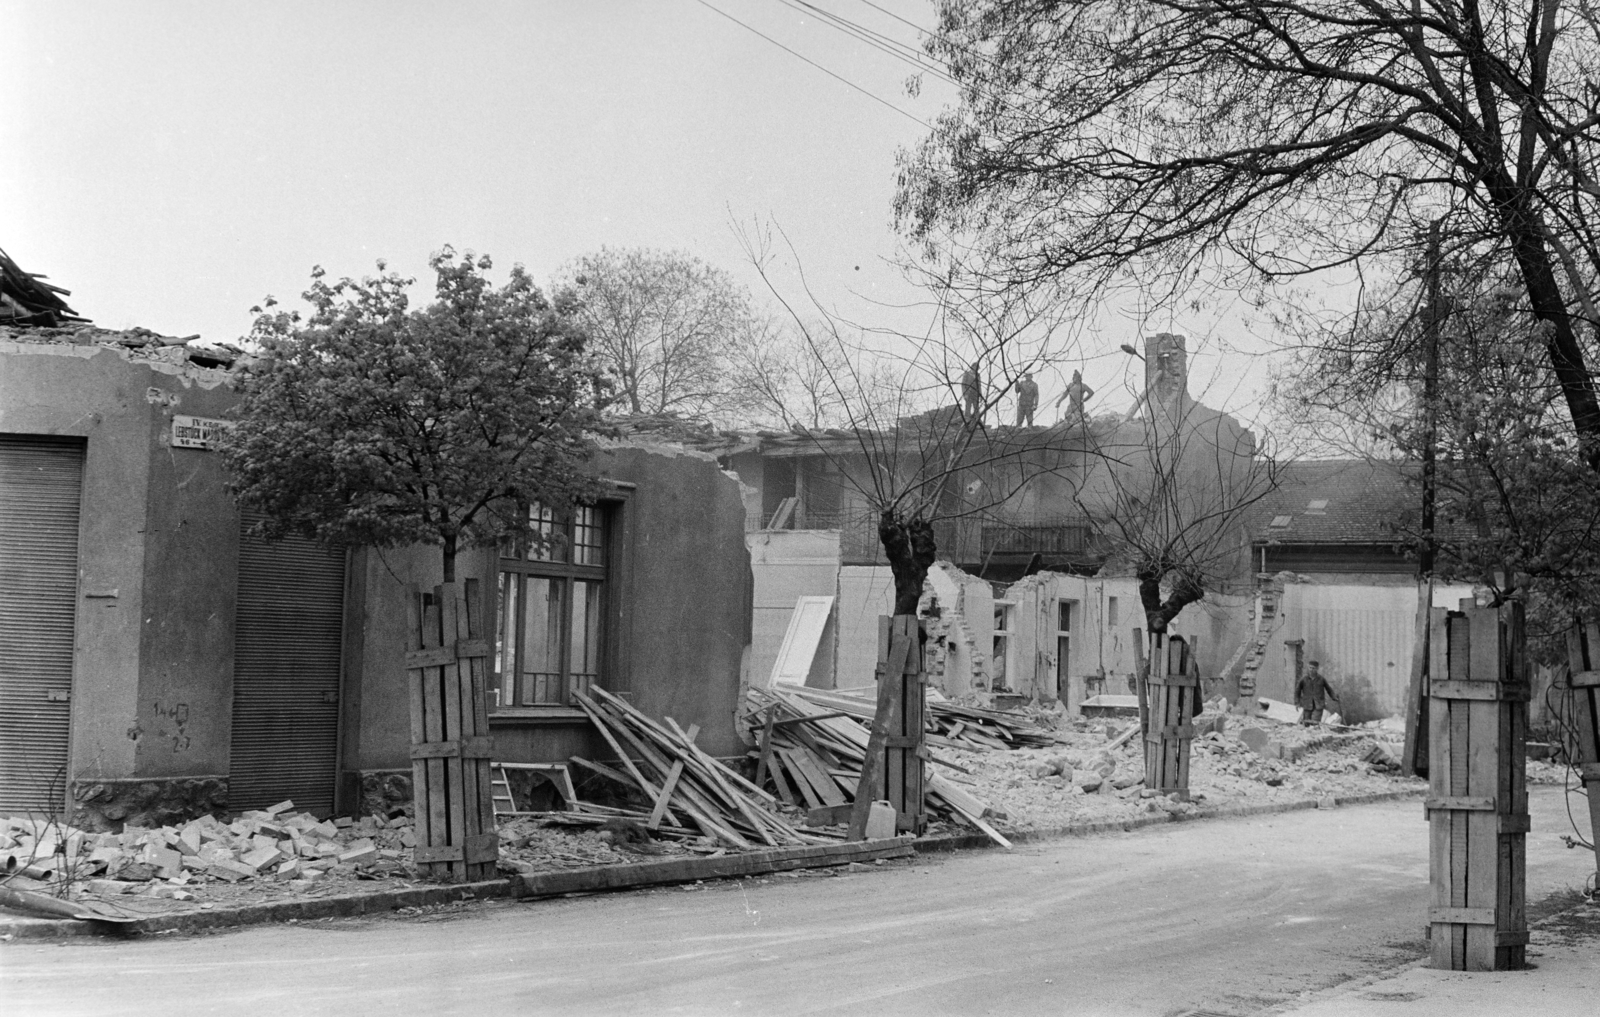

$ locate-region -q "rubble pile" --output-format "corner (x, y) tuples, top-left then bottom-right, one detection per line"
(0, 801), (415, 903)
(946, 711), (1421, 831)
(497, 820), (660, 871)
(0, 323), (246, 368)
(742, 689), (1427, 836)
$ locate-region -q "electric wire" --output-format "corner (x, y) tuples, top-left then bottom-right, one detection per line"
(692, 0), (934, 129)
(776, 0), (960, 86)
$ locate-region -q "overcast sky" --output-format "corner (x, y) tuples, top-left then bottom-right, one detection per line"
(3, 0), (1276, 420)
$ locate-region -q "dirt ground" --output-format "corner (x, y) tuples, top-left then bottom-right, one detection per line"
(927, 711), (1422, 832)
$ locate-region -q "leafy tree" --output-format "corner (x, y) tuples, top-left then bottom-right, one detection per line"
(897, 0), (1600, 468)
(220, 248), (609, 583)
(1280, 262), (1600, 655)
(562, 247), (769, 423)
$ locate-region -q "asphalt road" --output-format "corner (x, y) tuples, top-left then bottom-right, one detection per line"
(3, 788), (1595, 1017)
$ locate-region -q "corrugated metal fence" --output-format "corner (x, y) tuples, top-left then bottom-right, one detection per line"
(1267, 583), (1475, 717)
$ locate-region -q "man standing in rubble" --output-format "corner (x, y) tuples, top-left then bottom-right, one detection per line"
(1295, 660), (1339, 726)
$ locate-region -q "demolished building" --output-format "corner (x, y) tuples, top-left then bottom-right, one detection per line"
(0, 327), (754, 826)
(721, 333), (1260, 711)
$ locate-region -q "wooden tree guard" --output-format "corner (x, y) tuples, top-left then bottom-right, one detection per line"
(1426, 600), (1528, 971)
(1561, 620), (1600, 888)
(847, 615), (926, 839)
(405, 579), (498, 882)
(1142, 632), (1198, 800)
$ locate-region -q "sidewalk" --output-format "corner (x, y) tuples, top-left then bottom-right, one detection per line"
(1280, 895), (1600, 1015)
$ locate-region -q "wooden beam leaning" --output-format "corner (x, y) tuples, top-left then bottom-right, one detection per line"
(647, 724), (697, 831)
(847, 615), (917, 841)
(1426, 600), (1528, 971)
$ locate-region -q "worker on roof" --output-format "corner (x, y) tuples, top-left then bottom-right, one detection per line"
(1295, 660), (1339, 726)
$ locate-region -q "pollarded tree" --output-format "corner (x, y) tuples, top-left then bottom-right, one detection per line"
(220, 248), (609, 583)
(897, 0), (1600, 469)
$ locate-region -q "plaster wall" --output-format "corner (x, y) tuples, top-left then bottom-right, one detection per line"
(133, 367), (241, 778)
(0, 343), (235, 785)
(346, 447), (755, 775)
(835, 566), (895, 689)
(597, 445), (753, 756)
(347, 542), (495, 774)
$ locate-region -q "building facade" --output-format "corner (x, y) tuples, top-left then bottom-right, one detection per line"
(0, 332), (753, 826)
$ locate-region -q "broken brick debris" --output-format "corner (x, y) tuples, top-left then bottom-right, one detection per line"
(0, 803), (418, 914)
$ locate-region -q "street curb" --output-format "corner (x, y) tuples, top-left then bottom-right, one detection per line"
(911, 786), (1427, 854)
(0, 839), (917, 940)
(0, 790), (1424, 940)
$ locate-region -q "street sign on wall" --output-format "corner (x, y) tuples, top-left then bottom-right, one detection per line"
(170, 415), (233, 449)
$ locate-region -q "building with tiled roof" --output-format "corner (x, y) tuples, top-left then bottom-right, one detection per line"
(1251, 459), (1422, 577)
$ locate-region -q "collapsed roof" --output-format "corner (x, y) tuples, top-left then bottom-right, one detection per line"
(0, 246), (90, 328)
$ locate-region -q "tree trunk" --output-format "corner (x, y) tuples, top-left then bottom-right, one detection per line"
(442, 532), (457, 584)
(879, 510), (937, 616)
(1137, 571), (1204, 635)
(1496, 195), (1600, 471)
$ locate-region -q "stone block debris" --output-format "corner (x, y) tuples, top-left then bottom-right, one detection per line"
(0, 803), (418, 911)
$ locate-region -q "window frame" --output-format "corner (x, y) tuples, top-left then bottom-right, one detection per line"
(491, 498), (621, 714)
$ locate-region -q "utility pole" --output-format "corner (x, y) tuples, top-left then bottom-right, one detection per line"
(1403, 221), (1442, 777)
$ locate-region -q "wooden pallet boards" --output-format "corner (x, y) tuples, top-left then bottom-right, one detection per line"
(405, 581), (497, 882)
(1426, 600), (1528, 972)
(1563, 622), (1600, 888)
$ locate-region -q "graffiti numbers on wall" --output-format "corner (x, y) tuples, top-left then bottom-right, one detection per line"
(152, 700), (192, 752)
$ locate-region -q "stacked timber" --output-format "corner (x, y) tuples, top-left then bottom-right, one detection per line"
(780, 686), (1060, 752)
(569, 688), (826, 850)
(749, 687), (1013, 848)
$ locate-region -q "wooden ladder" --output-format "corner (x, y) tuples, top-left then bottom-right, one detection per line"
(489, 763), (518, 818)
(489, 762), (581, 817)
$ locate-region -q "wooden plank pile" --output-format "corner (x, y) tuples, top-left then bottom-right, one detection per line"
(775, 685), (1059, 752)
(749, 686), (1013, 848)
(568, 687), (828, 849)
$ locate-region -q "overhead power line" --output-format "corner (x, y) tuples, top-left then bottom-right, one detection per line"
(691, 0), (935, 130)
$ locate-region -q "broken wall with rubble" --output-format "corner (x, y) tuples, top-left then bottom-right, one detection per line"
(3, 334), (756, 826)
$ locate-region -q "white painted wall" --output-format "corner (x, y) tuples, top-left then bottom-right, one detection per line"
(746, 530), (841, 691)
(1255, 581), (1476, 715)
(835, 565), (895, 689)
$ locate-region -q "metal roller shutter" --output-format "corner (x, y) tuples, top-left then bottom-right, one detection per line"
(0, 436), (84, 815)
(229, 515), (345, 813)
